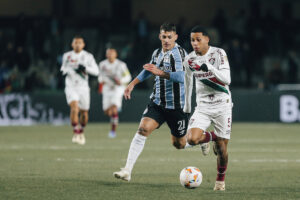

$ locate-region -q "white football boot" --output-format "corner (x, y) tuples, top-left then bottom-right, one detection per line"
(108, 131), (116, 138)
(72, 134), (79, 143)
(200, 142), (210, 156)
(214, 181), (225, 191)
(77, 134), (86, 145)
(113, 168), (131, 181)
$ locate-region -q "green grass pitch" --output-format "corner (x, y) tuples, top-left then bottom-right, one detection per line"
(0, 123), (299, 200)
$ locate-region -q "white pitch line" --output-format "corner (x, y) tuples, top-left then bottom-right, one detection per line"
(1, 145), (299, 154)
(13, 157), (300, 163)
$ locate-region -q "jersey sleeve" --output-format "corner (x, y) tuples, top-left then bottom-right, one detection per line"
(98, 62), (104, 83)
(183, 57), (194, 113)
(85, 54), (99, 76)
(120, 62), (132, 85)
(208, 49), (231, 85)
(60, 53), (75, 76)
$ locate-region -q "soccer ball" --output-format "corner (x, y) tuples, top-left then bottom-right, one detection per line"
(179, 166), (202, 189)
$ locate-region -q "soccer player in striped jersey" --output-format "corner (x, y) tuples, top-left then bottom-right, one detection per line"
(114, 22), (198, 181)
(183, 26), (233, 191)
(61, 35), (99, 145)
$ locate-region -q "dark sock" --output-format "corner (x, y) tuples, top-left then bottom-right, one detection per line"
(216, 165), (227, 181)
(111, 113), (118, 132)
(202, 131), (217, 143)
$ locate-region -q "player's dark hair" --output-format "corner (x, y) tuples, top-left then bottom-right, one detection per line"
(191, 26), (209, 37)
(160, 22), (176, 33)
(73, 35), (85, 41)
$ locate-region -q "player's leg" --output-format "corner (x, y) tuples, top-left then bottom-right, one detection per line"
(113, 117), (159, 181)
(212, 103), (232, 191)
(187, 128), (216, 145)
(76, 109), (88, 145)
(65, 87), (81, 143)
(70, 101), (79, 128)
(69, 101), (81, 143)
(186, 110), (217, 155)
(108, 91), (123, 138)
(214, 138), (229, 191)
(75, 87), (90, 145)
(114, 102), (164, 181)
(108, 105), (118, 138)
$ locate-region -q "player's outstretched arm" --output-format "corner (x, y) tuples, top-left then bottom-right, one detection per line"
(124, 78), (140, 100)
(143, 64), (168, 78)
(143, 64), (184, 83)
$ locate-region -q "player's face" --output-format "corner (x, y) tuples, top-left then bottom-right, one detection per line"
(159, 30), (178, 52)
(190, 33), (209, 55)
(72, 38), (85, 53)
(106, 49), (117, 62)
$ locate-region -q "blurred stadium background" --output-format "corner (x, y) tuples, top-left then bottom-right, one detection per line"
(0, 0), (300, 124)
(0, 1), (300, 199)
(0, 0), (300, 125)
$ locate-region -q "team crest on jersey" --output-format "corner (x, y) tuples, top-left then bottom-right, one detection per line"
(209, 58), (215, 65)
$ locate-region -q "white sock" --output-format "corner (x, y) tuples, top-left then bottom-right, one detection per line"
(184, 142), (194, 149)
(125, 133), (147, 173)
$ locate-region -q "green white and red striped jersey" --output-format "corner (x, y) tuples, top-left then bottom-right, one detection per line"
(183, 46), (231, 113)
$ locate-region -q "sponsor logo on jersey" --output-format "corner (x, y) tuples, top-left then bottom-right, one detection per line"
(193, 71), (214, 79)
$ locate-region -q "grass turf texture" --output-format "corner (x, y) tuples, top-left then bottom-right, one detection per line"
(0, 123), (299, 200)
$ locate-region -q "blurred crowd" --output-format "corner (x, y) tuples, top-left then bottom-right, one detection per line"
(0, 0), (299, 93)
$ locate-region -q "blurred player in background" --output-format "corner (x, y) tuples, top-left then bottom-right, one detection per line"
(184, 26), (232, 191)
(98, 48), (132, 138)
(113, 22), (202, 182)
(60, 35), (99, 145)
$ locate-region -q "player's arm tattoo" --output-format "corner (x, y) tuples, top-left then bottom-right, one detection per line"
(159, 71), (170, 80)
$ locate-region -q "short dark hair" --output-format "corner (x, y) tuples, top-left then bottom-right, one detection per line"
(160, 22), (176, 33)
(191, 25), (209, 37)
(73, 35), (84, 41)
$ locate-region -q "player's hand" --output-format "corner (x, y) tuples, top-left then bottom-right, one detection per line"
(143, 64), (164, 76)
(114, 78), (121, 85)
(188, 58), (208, 72)
(124, 84), (134, 100)
(75, 64), (86, 74)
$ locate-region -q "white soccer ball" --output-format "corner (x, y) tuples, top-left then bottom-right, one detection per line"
(179, 166), (202, 189)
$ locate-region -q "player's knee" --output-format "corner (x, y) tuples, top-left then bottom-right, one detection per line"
(172, 141), (185, 149)
(137, 126), (150, 136)
(187, 134), (201, 145)
(71, 106), (79, 114)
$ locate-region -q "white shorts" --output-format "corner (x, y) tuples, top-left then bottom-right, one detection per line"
(102, 87), (125, 111)
(65, 87), (90, 110)
(188, 100), (232, 139)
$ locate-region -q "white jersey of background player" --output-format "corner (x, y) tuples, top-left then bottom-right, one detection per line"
(61, 35), (99, 145)
(98, 48), (131, 138)
(183, 26), (232, 191)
